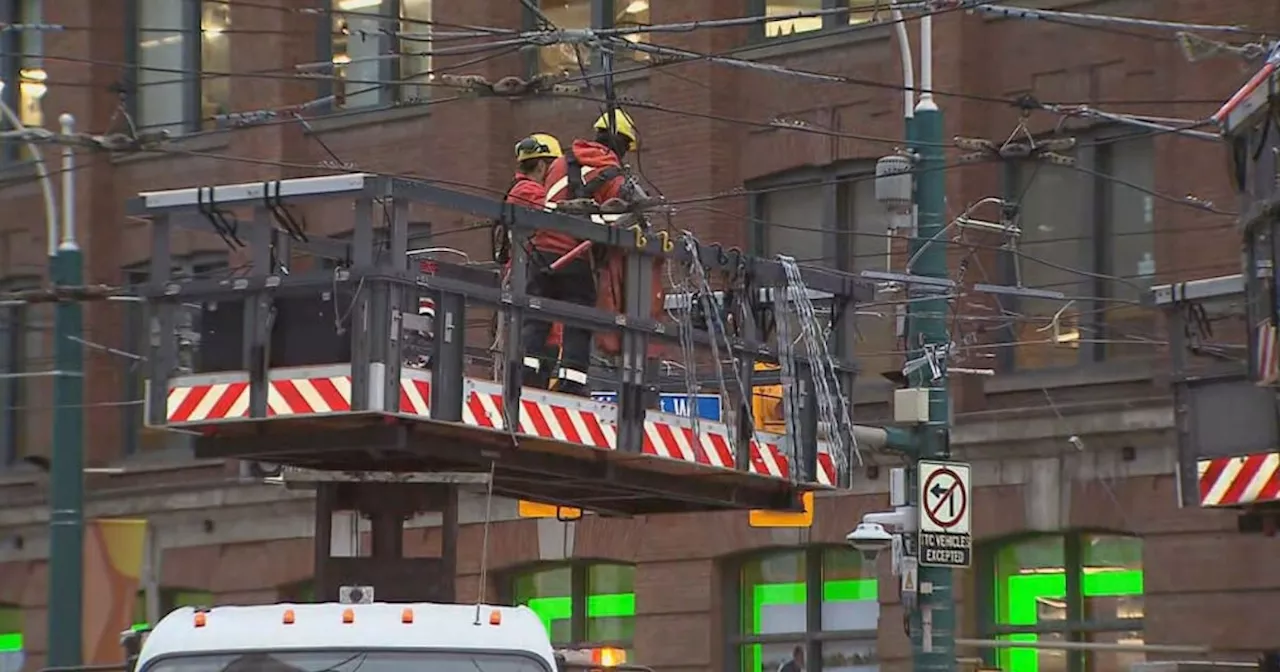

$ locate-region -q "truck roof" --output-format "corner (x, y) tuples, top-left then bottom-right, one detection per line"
(137, 603), (555, 670)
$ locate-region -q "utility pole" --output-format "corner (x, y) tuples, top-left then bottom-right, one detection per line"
(904, 14), (956, 672)
(47, 112), (84, 667)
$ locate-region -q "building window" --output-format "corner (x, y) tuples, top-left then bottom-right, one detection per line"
(753, 0), (875, 39)
(505, 562), (636, 650)
(132, 588), (214, 629)
(752, 167), (897, 378)
(326, 0), (433, 110)
(846, 0), (875, 25)
(133, 0), (231, 134)
(0, 604), (21, 663)
(977, 533), (1144, 672)
(612, 1), (650, 63)
(529, 0), (649, 77)
(1002, 133), (1155, 371)
(0, 277), (46, 468)
(0, 0), (47, 162)
(320, 222), (434, 270)
(120, 255), (229, 457)
(729, 547), (879, 672)
(0, 300), (23, 468)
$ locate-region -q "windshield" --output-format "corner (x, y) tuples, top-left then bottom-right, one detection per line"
(142, 651), (551, 672)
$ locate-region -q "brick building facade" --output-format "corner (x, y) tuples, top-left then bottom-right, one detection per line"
(1, 1), (1278, 671)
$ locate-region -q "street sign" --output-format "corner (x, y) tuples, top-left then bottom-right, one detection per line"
(591, 392), (723, 421)
(917, 460), (972, 568)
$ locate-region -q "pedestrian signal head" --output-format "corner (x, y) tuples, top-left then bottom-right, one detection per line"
(593, 108), (638, 152)
(515, 133), (563, 162)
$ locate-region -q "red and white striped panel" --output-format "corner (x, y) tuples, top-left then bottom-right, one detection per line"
(1198, 452), (1280, 507)
(399, 378), (432, 415)
(464, 390), (615, 449)
(817, 451), (836, 486)
(166, 376), (431, 423)
(462, 389), (802, 479)
(1213, 58), (1278, 130)
(164, 373), (828, 484)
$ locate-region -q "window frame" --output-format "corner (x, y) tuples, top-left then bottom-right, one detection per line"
(523, 0), (639, 76)
(747, 162), (897, 377)
(723, 545), (880, 672)
(0, 0), (45, 163)
(125, 0), (206, 134)
(501, 560), (636, 649)
(321, 221), (434, 270)
(0, 275), (40, 468)
(746, 0), (868, 42)
(0, 602), (22, 654)
(316, 0), (433, 112)
(974, 532), (1145, 672)
(747, 163), (881, 273)
(994, 128), (1156, 372)
(119, 253), (229, 458)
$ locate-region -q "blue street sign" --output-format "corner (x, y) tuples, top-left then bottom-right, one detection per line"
(591, 392), (723, 422)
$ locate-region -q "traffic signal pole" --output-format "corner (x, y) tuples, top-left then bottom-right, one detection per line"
(47, 113), (85, 667)
(905, 14), (956, 672)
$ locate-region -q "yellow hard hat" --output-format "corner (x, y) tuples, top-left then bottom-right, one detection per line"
(593, 108), (638, 151)
(515, 133), (563, 162)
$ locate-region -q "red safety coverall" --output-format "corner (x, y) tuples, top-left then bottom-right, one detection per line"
(543, 140), (665, 358)
(504, 174), (563, 347)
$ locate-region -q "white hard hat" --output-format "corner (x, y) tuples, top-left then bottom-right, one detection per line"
(419, 297), (436, 317)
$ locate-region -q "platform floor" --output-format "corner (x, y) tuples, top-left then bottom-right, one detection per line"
(193, 411), (810, 515)
(160, 365), (830, 514)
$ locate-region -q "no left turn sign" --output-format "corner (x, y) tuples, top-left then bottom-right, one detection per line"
(917, 460), (972, 568)
(922, 467), (967, 531)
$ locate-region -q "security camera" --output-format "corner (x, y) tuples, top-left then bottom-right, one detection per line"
(846, 521), (894, 560)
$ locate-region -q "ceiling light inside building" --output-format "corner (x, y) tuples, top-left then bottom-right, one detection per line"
(338, 0), (383, 9)
(624, 0), (648, 14)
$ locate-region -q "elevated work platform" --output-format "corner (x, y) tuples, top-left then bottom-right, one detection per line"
(158, 364), (835, 513)
(131, 172), (873, 517)
(1153, 274), (1280, 510)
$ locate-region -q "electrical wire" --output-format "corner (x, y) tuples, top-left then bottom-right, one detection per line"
(0, 1), (1259, 438)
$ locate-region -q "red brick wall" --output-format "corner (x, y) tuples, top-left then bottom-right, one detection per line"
(2, 0), (1267, 462)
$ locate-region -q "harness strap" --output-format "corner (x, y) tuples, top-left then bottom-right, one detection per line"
(565, 149), (621, 200)
(581, 166), (622, 198)
(493, 175), (534, 263)
(565, 150), (586, 198)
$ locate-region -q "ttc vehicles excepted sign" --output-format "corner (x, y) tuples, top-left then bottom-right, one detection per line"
(917, 460), (972, 568)
(591, 392), (723, 421)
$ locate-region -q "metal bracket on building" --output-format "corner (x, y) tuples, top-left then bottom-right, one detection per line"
(265, 467), (493, 490)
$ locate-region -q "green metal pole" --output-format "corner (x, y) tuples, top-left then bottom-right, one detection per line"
(47, 113), (84, 667)
(906, 45), (956, 672)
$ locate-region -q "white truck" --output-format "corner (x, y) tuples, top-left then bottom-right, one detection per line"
(121, 602), (639, 672)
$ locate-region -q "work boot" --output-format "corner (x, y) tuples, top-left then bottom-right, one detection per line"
(555, 379), (590, 398)
(522, 365), (551, 390)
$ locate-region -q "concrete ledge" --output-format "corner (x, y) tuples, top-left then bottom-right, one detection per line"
(954, 404), (1173, 446)
(306, 101), (435, 134)
(984, 360), (1156, 394)
(0, 483), (523, 562)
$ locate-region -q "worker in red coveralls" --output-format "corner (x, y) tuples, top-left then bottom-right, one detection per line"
(531, 109), (648, 397)
(492, 133), (567, 389)
(544, 109), (666, 385)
